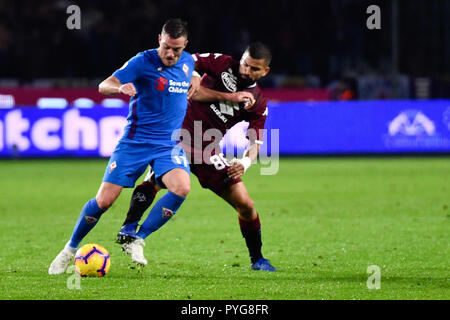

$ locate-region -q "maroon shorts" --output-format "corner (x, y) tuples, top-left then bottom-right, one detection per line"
(184, 145), (242, 196)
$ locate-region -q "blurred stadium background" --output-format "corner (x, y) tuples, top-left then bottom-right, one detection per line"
(0, 0), (450, 156)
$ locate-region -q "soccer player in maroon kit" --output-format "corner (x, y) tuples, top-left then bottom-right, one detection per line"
(118, 42), (276, 271)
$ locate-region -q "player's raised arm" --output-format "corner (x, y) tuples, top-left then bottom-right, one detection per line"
(191, 85), (255, 106)
(98, 76), (137, 97)
(99, 51), (144, 97)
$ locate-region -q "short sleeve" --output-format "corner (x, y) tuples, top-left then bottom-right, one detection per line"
(192, 53), (233, 76)
(112, 53), (144, 84)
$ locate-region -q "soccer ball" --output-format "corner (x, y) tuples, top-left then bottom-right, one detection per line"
(74, 243), (111, 277)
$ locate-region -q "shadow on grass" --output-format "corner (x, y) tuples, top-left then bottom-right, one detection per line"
(110, 265), (449, 290)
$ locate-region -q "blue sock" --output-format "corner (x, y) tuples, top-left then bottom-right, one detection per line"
(68, 198), (106, 248)
(136, 191), (185, 239)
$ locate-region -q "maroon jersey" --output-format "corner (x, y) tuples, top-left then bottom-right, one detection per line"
(182, 53), (268, 158)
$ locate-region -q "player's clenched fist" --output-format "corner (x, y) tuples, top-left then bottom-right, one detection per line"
(187, 75), (201, 99)
(230, 91), (255, 109)
(119, 83), (137, 97)
(227, 162), (245, 180)
(227, 157), (252, 179)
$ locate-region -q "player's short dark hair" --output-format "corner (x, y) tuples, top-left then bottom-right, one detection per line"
(246, 42), (272, 66)
(161, 18), (188, 39)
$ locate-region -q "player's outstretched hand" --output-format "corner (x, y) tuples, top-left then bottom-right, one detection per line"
(119, 83), (137, 97)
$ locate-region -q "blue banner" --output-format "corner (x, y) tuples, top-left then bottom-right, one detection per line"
(0, 107), (128, 157)
(264, 100), (450, 154)
(1, 100), (450, 158)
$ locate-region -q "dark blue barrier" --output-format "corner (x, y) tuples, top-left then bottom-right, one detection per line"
(1, 100), (450, 158)
(264, 100), (450, 154)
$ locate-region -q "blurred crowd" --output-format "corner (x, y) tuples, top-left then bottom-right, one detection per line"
(0, 0), (448, 89)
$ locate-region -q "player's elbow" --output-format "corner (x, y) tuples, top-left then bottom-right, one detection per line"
(98, 80), (108, 95)
(98, 76), (121, 95)
(98, 81), (105, 94)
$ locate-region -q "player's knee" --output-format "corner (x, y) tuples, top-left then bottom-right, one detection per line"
(95, 182), (122, 210)
(169, 183), (190, 198)
(95, 196), (114, 210)
(235, 197), (255, 216)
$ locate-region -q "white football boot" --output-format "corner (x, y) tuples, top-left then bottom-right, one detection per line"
(122, 237), (147, 266)
(48, 243), (77, 275)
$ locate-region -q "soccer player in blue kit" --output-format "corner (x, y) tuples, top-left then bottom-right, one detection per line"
(49, 19), (197, 274)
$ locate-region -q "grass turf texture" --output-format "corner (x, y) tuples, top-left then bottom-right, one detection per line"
(0, 157), (448, 300)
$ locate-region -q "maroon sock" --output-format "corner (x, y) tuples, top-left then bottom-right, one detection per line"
(239, 214), (263, 264)
(140, 180), (157, 197)
(238, 213), (261, 230)
(122, 181), (157, 226)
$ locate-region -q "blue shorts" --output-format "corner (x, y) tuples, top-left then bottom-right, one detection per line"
(103, 140), (190, 188)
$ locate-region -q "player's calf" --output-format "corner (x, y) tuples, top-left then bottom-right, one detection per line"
(122, 180), (158, 226)
(117, 180), (159, 244)
(238, 214), (263, 264)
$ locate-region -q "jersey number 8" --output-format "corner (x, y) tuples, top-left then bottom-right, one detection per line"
(210, 153), (231, 170)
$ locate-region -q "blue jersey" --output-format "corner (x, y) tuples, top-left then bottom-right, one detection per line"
(113, 49), (194, 145)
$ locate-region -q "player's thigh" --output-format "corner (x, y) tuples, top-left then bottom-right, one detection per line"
(102, 141), (152, 188)
(152, 146), (191, 196)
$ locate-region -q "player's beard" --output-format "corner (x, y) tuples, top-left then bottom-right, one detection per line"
(239, 75), (255, 89)
(163, 56), (177, 67)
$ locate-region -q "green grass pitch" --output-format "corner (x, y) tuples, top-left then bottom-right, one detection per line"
(0, 157), (448, 300)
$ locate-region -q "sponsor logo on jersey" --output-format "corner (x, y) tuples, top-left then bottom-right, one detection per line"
(219, 101), (239, 117)
(209, 101), (240, 123)
(84, 216), (98, 224)
(388, 110), (435, 136)
(221, 72), (237, 92)
(155, 76), (190, 94)
(162, 207), (174, 219)
(209, 101), (239, 123)
(168, 79), (190, 94)
(109, 160), (117, 173)
(154, 77), (169, 91)
(210, 104), (228, 123)
(182, 64), (189, 77)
